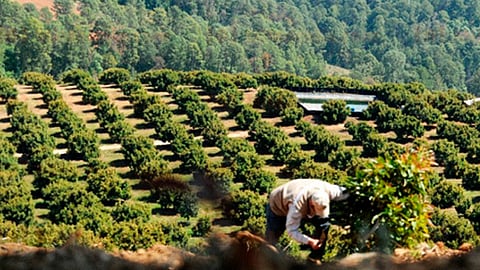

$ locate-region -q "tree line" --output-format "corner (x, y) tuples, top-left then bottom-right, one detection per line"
(1, 0), (480, 94)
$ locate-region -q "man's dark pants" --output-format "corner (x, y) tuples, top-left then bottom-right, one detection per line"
(265, 204), (330, 261)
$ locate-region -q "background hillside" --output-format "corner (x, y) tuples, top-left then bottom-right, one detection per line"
(2, 0), (480, 94)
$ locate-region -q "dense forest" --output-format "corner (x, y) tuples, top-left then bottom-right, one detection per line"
(1, 0), (480, 94)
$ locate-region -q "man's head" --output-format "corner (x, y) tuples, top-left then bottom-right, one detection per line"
(310, 191), (329, 218)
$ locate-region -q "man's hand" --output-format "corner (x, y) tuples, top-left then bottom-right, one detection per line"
(307, 238), (323, 250)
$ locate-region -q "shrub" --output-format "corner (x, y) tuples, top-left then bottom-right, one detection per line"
(98, 67), (131, 84)
(343, 147), (434, 251)
(0, 77), (17, 102)
(111, 200), (152, 223)
(320, 99), (351, 124)
(0, 169), (34, 225)
(33, 157), (82, 192)
(466, 203), (480, 232)
(192, 215), (212, 237)
(234, 104), (261, 130)
(462, 165), (480, 190)
(147, 174), (198, 219)
(242, 168), (277, 194)
(42, 180), (111, 233)
(430, 208), (478, 249)
(85, 164), (131, 206)
(119, 79), (143, 96)
(429, 180), (467, 209)
(280, 106), (304, 125)
(222, 190), (267, 225)
(204, 167), (234, 196)
(106, 220), (167, 251)
(242, 216), (266, 236)
(328, 147), (361, 172)
(431, 139), (459, 166)
(59, 68), (91, 85)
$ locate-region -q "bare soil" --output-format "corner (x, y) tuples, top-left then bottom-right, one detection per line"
(0, 232), (477, 270)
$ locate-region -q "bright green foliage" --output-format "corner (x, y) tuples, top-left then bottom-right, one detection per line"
(96, 100), (125, 128)
(429, 180), (468, 210)
(253, 86), (298, 117)
(272, 140), (300, 164)
(392, 115), (425, 140)
(437, 121), (479, 152)
(292, 161), (346, 181)
(111, 200), (152, 223)
(0, 169), (34, 225)
(138, 69), (180, 91)
(402, 98), (441, 125)
(431, 139), (460, 166)
(361, 133), (387, 158)
(33, 157), (82, 192)
(120, 135), (170, 179)
(301, 123), (344, 162)
(361, 100), (389, 121)
(249, 120), (289, 155)
(217, 137), (256, 166)
(376, 106), (403, 133)
(201, 119), (227, 147)
(98, 67), (131, 84)
(0, 77), (17, 102)
(215, 85), (244, 113)
(343, 147), (435, 251)
(119, 80), (144, 96)
(320, 99), (351, 124)
(85, 164), (131, 206)
(42, 180), (111, 233)
(0, 221), (103, 249)
(0, 135), (20, 171)
(66, 128), (100, 162)
(430, 208), (478, 249)
(280, 106), (304, 126)
(231, 151), (265, 183)
(345, 121), (375, 145)
(328, 147), (361, 172)
(80, 78), (107, 105)
(234, 104), (261, 130)
(223, 189), (267, 225)
(59, 68), (91, 85)
(242, 168), (277, 194)
(281, 149), (313, 178)
(130, 90), (162, 118)
(105, 220), (166, 251)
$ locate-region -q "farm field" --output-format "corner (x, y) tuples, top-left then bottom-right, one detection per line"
(1, 75), (477, 228)
(1, 69), (480, 270)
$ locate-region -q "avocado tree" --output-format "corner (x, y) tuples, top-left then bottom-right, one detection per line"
(342, 147), (436, 252)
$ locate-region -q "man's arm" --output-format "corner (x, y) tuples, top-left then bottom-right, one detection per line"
(285, 204), (323, 249)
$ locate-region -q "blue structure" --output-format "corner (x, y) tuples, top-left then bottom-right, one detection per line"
(295, 92), (376, 113)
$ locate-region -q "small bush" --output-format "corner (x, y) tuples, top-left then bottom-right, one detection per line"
(98, 68), (131, 84)
(430, 208), (479, 249)
(192, 216), (212, 237)
(429, 180), (466, 209)
(465, 203), (480, 232)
